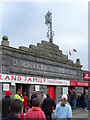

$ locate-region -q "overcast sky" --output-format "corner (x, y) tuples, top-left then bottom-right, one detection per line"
(0, 0), (89, 70)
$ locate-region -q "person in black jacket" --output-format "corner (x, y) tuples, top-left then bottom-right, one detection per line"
(80, 92), (85, 109)
(2, 99), (23, 120)
(1, 91), (12, 119)
(29, 91), (37, 108)
(41, 94), (56, 120)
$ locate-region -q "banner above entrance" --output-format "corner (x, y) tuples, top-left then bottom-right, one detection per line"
(84, 73), (90, 80)
(70, 80), (88, 87)
(0, 73), (70, 86)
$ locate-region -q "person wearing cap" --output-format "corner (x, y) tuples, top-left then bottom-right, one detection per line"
(54, 94), (72, 120)
(1, 91), (12, 119)
(14, 89), (24, 102)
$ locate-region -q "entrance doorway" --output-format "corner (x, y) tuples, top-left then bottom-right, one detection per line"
(16, 84), (29, 96)
(47, 86), (55, 101)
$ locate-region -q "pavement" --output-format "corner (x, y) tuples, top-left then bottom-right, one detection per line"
(72, 108), (89, 118)
(0, 108), (88, 119)
(72, 108), (86, 115)
(52, 107), (88, 118)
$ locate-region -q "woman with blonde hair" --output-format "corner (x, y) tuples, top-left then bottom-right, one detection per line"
(54, 94), (72, 120)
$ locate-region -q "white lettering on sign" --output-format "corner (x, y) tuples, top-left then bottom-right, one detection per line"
(70, 80), (89, 87)
(84, 73), (90, 80)
(0, 73), (70, 86)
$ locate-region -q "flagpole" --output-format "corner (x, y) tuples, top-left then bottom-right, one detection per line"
(67, 51), (68, 58)
(73, 48), (77, 63)
(64, 51), (68, 58)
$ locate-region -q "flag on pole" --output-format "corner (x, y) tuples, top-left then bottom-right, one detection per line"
(73, 48), (77, 52)
(69, 50), (71, 56)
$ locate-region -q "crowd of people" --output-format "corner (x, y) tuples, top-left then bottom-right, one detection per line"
(0, 88), (89, 120)
(68, 89), (89, 111)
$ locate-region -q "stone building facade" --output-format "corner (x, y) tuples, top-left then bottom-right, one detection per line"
(0, 36), (88, 103)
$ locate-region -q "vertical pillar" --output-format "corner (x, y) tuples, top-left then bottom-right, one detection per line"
(55, 86), (62, 103)
(0, 45), (2, 118)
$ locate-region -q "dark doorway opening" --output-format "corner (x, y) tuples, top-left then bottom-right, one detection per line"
(16, 84), (29, 96)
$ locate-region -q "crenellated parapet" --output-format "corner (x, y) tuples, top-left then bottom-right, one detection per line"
(19, 40), (82, 68)
(0, 36), (82, 80)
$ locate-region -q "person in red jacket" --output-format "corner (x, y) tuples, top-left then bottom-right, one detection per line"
(25, 97), (46, 119)
(23, 92), (29, 112)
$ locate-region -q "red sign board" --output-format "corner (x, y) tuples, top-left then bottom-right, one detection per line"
(70, 80), (88, 87)
(84, 73), (90, 80)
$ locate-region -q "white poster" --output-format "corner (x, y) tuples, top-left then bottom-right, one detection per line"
(3, 84), (9, 91)
(63, 87), (68, 95)
(35, 85), (39, 91)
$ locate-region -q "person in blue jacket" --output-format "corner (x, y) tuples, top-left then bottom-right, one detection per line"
(54, 94), (72, 120)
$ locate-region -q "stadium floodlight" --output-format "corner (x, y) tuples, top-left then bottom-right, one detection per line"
(45, 11), (52, 25)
